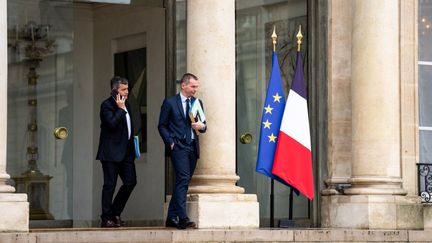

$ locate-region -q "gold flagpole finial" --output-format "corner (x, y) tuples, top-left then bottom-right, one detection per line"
(271, 25), (277, 52)
(296, 25), (303, 52)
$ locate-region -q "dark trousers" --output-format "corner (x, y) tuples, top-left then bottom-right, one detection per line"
(167, 142), (197, 221)
(101, 160), (137, 220)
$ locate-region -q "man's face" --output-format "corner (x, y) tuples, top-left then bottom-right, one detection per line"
(118, 83), (129, 99)
(181, 78), (199, 98)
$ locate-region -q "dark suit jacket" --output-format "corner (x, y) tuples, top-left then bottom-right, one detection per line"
(96, 97), (135, 162)
(158, 94), (207, 158)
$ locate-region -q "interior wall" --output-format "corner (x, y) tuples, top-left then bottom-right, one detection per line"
(91, 4), (165, 224)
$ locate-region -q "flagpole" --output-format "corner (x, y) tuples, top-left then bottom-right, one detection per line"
(288, 25), (303, 223)
(297, 25), (303, 52)
(289, 187), (294, 220)
(270, 25), (277, 228)
(270, 179), (274, 227)
(283, 25), (303, 226)
(272, 25), (277, 51)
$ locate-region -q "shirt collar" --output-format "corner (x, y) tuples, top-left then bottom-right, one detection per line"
(179, 92), (190, 103)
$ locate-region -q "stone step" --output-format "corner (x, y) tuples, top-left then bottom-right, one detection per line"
(0, 228), (431, 242)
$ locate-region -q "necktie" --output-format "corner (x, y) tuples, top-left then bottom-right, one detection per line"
(185, 98), (192, 143)
(185, 98), (190, 118)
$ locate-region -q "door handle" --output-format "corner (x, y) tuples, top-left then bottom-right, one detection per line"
(54, 127), (68, 140)
(240, 133), (253, 144)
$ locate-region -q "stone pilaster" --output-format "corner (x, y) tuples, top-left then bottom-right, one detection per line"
(0, 0), (29, 232)
(321, 0), (353, 196)
(184, 0), (259, 228)
(400, 0), (419, 197)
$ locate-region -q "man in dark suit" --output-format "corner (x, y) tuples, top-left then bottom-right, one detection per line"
(96, 76), (137, 227)
(158, 73), (207, 229)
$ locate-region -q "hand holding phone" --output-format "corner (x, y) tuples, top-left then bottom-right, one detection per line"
(111, 89), (119, 99)
(111, 89), (126, 109)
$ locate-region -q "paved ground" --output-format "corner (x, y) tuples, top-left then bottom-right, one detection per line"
(0, 228), (432, 242)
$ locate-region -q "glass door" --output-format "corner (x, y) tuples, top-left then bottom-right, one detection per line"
(235, 0), (311, 227)
(7, 0), (74, 225)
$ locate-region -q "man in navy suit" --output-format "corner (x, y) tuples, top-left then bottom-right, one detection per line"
(96, 76), (137, 227)
(158, 73), (207, 229)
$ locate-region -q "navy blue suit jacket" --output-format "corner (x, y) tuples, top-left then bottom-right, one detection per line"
(158, 94), (207, 158)
(96, 97), (135, 162)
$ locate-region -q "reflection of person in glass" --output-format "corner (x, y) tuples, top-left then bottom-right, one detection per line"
(158, 73), (206, 229)
(96, 76), (137, 228)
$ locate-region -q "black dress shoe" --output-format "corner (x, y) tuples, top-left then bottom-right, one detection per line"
(113, 216), (126, 227)
(178, 220), (196, 229)
(165, 218), (179, 228)
(101, 219), (117, 228)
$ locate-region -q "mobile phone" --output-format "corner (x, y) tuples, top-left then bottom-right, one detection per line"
(111, 89), (119, 99)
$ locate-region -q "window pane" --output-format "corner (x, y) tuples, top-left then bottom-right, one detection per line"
(236, 0), (309, 226)
(176, 0), (186, 91)
(7, 0), (74, 220)
(420, 131), (432, 163)
(420, 0), (432, 61)
(419, 65), (432, 127)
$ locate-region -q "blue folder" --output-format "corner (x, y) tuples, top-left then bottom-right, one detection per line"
(134, 135), (140, 158)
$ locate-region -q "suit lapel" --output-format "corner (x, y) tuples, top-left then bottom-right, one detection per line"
(109, 96), (129, 137)
(176, 94), (187, 121)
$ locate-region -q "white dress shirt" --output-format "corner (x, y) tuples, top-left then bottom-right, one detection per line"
(179, 93), (195, 140)
(123, 107), (131, 139)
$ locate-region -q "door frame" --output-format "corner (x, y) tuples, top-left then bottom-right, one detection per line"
(307, 0), (328, 227)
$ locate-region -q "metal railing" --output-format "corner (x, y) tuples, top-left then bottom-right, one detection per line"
(417, 163), (432, 203)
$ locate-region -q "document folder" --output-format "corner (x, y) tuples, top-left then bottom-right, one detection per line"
(188, 99), (206, 123)
(134, 135), (140, 158)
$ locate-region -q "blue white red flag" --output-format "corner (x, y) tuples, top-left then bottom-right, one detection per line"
(272, 52), (314, 200)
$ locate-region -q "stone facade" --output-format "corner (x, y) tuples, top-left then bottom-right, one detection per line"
(0, 0), (426, 232)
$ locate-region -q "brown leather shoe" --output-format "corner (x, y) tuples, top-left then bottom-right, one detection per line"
(178, 220), (196, 229)
(101, 219), (117, 228)
(113, 216), (126, 227)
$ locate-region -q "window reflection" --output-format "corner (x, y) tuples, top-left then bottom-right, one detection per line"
(7, 0), (74, 221)
(420, 0), (432, 61)
(419, 0), (432, 165)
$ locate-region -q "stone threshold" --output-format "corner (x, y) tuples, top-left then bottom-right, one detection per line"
(0, 228), (431, 242)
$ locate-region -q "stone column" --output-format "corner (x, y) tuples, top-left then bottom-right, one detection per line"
(185, 0), (259, 228)
(321, 0), (422, 229)
(345, 0), (405, 196)
(187, 0), (242, 195)
(0, 0), (29, 232)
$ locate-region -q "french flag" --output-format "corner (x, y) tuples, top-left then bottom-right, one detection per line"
(272, 52), (314, 200)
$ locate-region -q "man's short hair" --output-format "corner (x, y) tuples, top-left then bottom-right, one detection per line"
(180, 73), (198, 85)
(110, 76), (129, 90)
